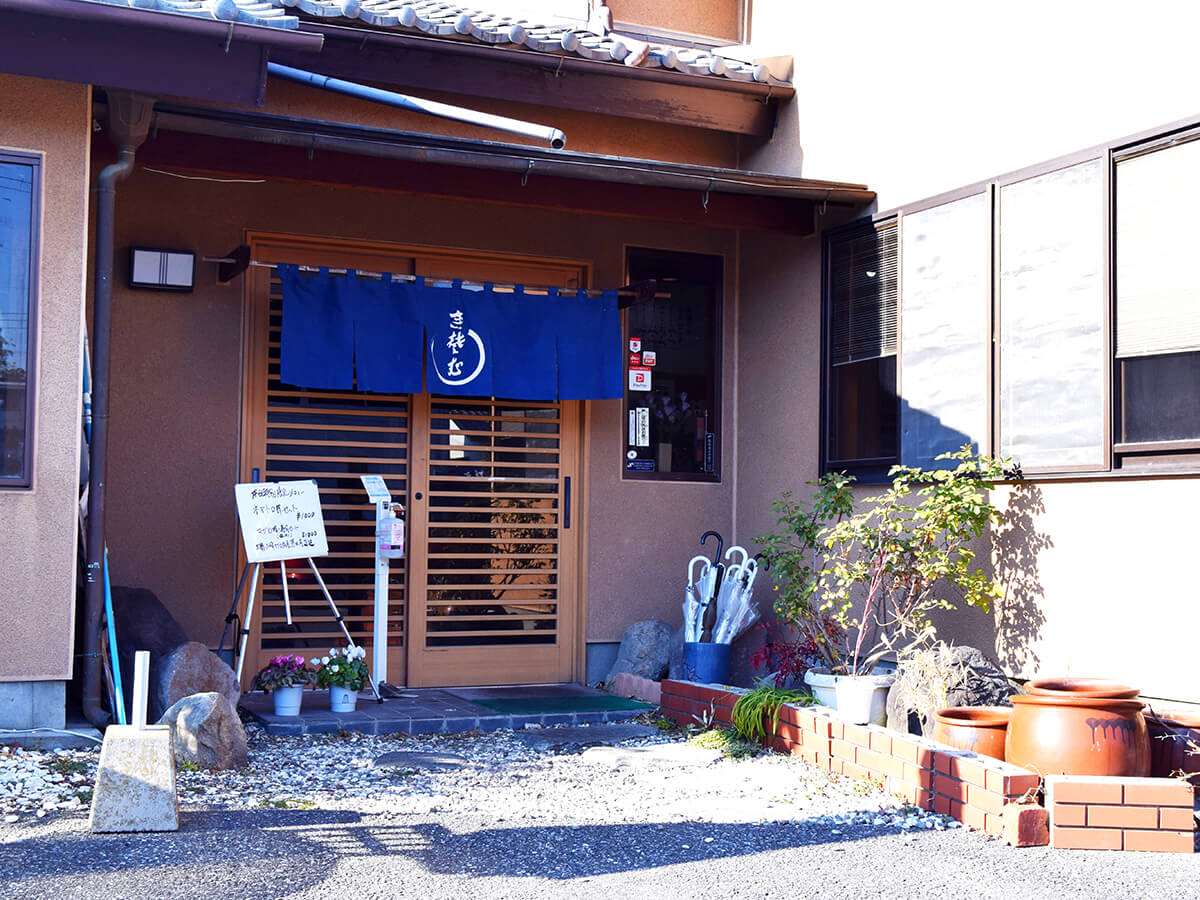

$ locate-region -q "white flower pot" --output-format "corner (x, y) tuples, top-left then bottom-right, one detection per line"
(329, 685), (358, 713)
(834, 674), (895, 726)
(273, 685), (304, 717)
(803, 668), (842, 709)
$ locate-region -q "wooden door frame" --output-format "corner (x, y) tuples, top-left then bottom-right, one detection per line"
(236, 230), (594, 688)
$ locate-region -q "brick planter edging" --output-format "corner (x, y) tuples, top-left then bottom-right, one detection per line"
(660, 679), (1196, 853)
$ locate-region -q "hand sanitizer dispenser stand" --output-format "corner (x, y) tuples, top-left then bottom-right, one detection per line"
(361, 475), (401, 689)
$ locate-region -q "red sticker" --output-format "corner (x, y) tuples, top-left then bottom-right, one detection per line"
(629, 353), (642, 366)
(629, 337), (642, 353)
(641, 350), (656, 367)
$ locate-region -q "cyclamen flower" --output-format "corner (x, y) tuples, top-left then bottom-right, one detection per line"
(321, 656), (330, 665)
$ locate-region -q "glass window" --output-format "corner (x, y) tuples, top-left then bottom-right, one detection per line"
(825, 220), (898, 471)
(998, 159), (1106, 471)
(900, 193), (991, 468)
(0, 153), (38, 486)
(1115, 137), (1200, 447)
(622, 248), (721, 481)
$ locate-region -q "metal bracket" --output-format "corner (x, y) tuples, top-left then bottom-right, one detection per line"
(224, 23), (235, 54)
(701, 178), (714, 213)
(521, 160), (534, 188)
(818, 189), (831, 216)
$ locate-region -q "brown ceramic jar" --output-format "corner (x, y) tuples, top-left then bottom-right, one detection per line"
(1005, 694), (1150, 778)
(931, 707), (1011, 760)
(1145, 709), (1200, 785)
(1025, 677), (1140, 699)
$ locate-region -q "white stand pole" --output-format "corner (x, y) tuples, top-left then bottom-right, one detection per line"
(235, 562), (261, 681)
(131, 650), (150, 730)
(372, 499), (390, 689)
(280, 559), (292, 625)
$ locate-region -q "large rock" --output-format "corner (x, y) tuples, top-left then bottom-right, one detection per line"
(667, 627), (686, 681)
(111, 586), (189, 720)
(887, 645), (1014, 736)
(154, 642), (240, 724)
(157, 692), (248, 770)
(605, 620), (674, 682)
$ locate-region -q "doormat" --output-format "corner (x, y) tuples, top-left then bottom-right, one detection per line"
(471, 695), (653, 715)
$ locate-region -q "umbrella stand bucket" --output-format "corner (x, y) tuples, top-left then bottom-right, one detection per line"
(683, 641), (731, 685)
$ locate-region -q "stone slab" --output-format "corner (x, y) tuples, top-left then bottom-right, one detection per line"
(514, 723), (659, 751)
(580, 742), (723, 769)
(373, 751), (470, 772)
(89, 725), (179, 833)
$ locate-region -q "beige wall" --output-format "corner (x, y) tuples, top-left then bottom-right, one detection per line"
(104, 164), (735, 652)
(610, 0), (743, 40)
(0, 76), (90, 681)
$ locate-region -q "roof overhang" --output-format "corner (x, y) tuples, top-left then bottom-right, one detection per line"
(0, 0), (322, 106)
(106, 97), (873, 234)
(272, 21), (790, 137)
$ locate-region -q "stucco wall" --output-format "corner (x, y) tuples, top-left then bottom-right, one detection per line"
(103, 165), (734, 657)
(0, 76), (90, 681)
(735, 2), (1200, 702)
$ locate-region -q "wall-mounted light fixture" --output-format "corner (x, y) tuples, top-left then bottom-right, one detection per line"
(128, 247), (194, 292)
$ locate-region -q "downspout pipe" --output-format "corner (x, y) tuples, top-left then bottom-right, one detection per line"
(267, 62), (567, 150)
(83, 91), (153, 729)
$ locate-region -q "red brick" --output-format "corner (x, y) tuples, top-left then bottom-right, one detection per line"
(826, 718), (845, 741)
(830, 739), (857, 763)
(933, 774), (967, 802)
(950, 756), (990, 789)
(868, 728), (893, 756)
(1122, 830), (1195, 853)
(815, 753), (834, 773)
(828, 758), (844, 776)
(892, 782), (934, 810)
(904, 762), (933, 789)
(1050, 803), (1086, 827)
(1047, 777), (1122, 806)
(806, 714), (832, 740)
(1123, 780), (1195, 807)
(856, 747), (884, 775)
(960, 804), (987, 831)
(843, 723), (871, 748)
(985, 769), (1041, 799)
(983, 812), (1006, 839)
(1087, 804), (1158, 829)
(841, 761), (867, 781)
(774, 721), (801, 745)
(1004, 803), (1049, 847)
(713, 707), (733, 726)
(933, 794), (962, 818)
(1051, 826), (1122, 851)
(1159, 806), (1196, 830)
(935, 753), (957, 776)
(665, 680), (704, 701)
(965, 783), (1008, 816)
(871, 754), (906, 780)
(768, 735), (790, 754)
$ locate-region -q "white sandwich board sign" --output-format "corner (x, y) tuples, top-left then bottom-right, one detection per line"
(234, 480), (328, 563)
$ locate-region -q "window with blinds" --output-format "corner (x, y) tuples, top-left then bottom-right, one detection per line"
(825, 220), (899, 467)
(1115, 137), (1200, 447)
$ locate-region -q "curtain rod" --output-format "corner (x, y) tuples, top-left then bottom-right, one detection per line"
(202, 247), (667, 304)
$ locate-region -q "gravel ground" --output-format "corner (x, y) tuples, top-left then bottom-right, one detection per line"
(1, 720), (1197, 899)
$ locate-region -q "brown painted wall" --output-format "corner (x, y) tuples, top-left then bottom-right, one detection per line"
(103, 163), (735, 656)
(0, 76), (90, 681)
(610, 0), (743, 40)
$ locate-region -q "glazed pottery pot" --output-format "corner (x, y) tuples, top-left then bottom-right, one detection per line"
(272, 685), (304, 717)
(1006, 694), (1150, 777)
(1026, 677), (1140, 700)
(1145, 709), (1200, 784)
(833, 674), (895, 725)
(329, 685), (358, 713)
(931, 706), (1011, 760)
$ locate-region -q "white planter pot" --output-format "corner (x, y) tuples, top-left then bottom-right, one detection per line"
(834, 674), (895, 726)
(273, 685), (304, 717)
(803, 668), (842, 709)
(329, 685), (358, 713)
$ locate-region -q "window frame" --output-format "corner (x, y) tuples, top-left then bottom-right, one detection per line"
(820, 216), (900, 481)
(0, 149), (41, 489)
(621, 246), (724, 484)
(820, 117), (1200, 481)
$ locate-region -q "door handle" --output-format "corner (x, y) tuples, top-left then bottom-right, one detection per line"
(414, 491), (423, 501)
(564, 476), (571, 529)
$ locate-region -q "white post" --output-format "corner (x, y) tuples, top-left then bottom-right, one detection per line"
(373, 499), (390, 687)
(132, 650), (150, 730)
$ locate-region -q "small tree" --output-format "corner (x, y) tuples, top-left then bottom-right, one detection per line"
(821, 447), (1008, 674)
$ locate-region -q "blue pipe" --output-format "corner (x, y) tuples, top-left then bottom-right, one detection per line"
(103, 551), (126, 726)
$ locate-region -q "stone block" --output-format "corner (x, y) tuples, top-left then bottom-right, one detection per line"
(89, 725), (179, 833)
(1003, 801), (1049, 847)
(158, 692), (248, 770)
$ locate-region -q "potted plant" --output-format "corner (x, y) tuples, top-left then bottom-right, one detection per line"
(758, 447), (1008, 724)
(253, 654), (314, 717)
(313, 645), (370, 713)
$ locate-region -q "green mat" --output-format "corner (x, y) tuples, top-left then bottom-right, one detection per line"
(472, 695), (653, 715)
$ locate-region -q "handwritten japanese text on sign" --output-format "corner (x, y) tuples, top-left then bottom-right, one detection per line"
(234, 480), (329, 563)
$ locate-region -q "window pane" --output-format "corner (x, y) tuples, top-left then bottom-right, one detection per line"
(830, 356), (897, 462)
(998, 160), (1106, 469)
(1115, 137), (1200, 358)
(1118, 351), (1200, 443)
(0, 159), (34, 482)
(623, 249), (721, 479)
(900, 193), (990, 468)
